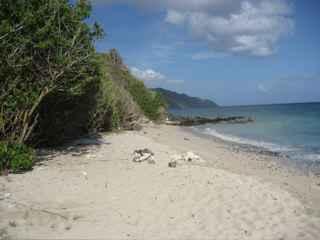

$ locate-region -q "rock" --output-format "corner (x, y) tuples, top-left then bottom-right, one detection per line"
(147, 159), (156, 165)
(168, 161), (177, 168)
(166, 114), (252, 126)
(123, 122), (142, 131)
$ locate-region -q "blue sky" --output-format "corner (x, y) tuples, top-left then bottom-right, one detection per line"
(89, 0), (320, 106)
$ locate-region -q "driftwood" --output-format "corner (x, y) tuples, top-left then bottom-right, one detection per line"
(14, 202), (68, 220)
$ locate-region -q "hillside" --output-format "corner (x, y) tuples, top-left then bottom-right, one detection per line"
(152, 88), (218, 109)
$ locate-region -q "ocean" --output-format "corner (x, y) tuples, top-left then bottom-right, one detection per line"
(169, 102), (320, 173)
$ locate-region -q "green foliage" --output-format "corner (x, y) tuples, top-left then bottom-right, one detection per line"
(0, 0), (166, 173)
(96, 51), (166, 127)
(128, 80), (163, 120)
(89, 56), (133, 131)
(0, 0), (104, 143)
(0, 141), (34, 172)
(98, 76), (123, 129)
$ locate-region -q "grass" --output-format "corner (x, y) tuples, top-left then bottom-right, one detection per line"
(8, 220), (17, 227)
(72, 215), (84, 221)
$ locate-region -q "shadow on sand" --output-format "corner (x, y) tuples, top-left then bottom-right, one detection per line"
(34, 135), (110, 164)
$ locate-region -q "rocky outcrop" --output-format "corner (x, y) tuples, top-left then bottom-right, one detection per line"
(166, 115), (252, 126)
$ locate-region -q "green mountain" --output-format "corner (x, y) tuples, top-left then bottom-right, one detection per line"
(152, 88), (218, 109)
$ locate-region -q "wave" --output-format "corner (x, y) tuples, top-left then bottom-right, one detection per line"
(200, 127), (320, 162)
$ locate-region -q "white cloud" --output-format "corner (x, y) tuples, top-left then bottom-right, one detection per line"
(165, 0), (294, 57)
(130, 67), (183, 84)
(165, 10), (186, 25)
(258, 84), (271, 93)
(130, 67), (165, 82)
(94, 0), (295, 57)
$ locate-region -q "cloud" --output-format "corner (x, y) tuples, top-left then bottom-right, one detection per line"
(165, 1), (294, 57)
(94, 0), (295, 57)
(130, 67), (165, 82)
(191, 51), (229, 60)
(130, 67), (183, 84)
(258, 84), (271, 93)
(165, 10), (186, 25)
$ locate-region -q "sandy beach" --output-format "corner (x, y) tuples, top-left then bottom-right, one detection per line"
(1, 123), (320, 239)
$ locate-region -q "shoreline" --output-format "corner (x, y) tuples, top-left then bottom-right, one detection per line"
(184, 125), (320, 174)
(139, 123), (320, 216)
(1, 123), (320, 239)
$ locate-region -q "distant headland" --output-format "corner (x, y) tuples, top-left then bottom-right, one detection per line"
(152, 88), (218, 109)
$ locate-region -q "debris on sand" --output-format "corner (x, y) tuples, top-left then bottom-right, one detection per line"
(133, 149), (155, 163)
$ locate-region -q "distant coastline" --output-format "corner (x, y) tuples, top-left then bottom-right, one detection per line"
(152, 88), (218, 109)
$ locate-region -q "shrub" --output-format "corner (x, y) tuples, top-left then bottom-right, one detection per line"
(0, 141), (34, 172)
(0, 0), (104, 144)
(128, 80), (163, 120)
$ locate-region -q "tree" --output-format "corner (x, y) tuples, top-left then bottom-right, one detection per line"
(0, 0), (104, 143)
(109, 48), (124, 66)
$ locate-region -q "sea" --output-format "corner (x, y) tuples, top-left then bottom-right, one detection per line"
(169, 102), (320, 173)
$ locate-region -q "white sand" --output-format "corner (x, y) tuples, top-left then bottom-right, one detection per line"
(1, 123), (320, 239)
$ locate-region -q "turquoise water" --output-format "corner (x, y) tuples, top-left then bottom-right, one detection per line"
(169, 102), (320, 168)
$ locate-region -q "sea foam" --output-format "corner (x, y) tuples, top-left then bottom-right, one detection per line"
(202, 127), (320, 162)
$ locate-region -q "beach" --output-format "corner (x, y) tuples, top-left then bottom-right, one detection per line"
(1, 122), (320, 239)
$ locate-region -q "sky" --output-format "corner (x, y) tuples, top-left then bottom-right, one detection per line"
(88, 0), (320, 106)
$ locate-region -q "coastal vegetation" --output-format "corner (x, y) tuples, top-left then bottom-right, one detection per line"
(0, 0), (164, 172)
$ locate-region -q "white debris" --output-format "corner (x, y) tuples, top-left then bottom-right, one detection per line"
(183, 151), (204, 163)
(4, 193), (11, 199)
(170, 151), (204, 163)
(81, 171), (88, 180)
(133, 149), (155, 163)
(3, 193), (15, 208)
(133, 153), (152, 162)
(8, 202), (16, 208)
